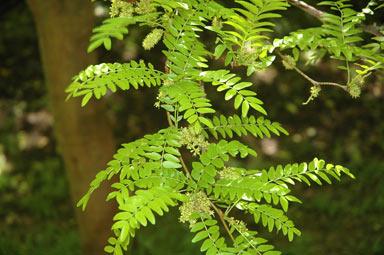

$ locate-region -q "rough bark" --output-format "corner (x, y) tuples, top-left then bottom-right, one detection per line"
(26, 1), (117, 254)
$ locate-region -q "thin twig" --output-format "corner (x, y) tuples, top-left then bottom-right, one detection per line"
(316, 81), (348, 90)
(359, 25), (384, 37)
(287, 0), (384, 37)
(275, 49), (348, 91)
(287, 0), (324, 21)
(179, 156), (191, 177)
(210, 201), (236, 243)
(166, 111), (174, 127)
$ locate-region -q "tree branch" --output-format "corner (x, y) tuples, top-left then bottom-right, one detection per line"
(210, 201), (236, 243)
(275, 49), (348, 91)
(287, 0), (324, 21)
(166, 111), (174, 127)
(359, 24), (384, 37)
(179, 156), (191, 177)
(287, 0), (384, 37)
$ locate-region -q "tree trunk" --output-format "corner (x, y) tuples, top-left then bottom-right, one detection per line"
(26, 1), (117, 254)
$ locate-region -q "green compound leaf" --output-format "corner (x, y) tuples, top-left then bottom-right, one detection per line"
(66, 61), (165, 105)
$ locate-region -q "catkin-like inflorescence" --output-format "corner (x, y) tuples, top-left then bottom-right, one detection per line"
(349, 83), (361, 98)
(142, 29), (164, 50)
(348, 75), (365, 98)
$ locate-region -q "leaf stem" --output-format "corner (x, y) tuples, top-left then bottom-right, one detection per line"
(287, 0), (383, 36)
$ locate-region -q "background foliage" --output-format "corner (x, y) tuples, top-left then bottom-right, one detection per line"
(0, 0), (383, 255)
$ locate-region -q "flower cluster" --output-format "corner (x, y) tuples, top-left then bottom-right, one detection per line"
(303, 85), (321, 105)
(180, 126), (209, 156)
(310, 85), (321, 98)
(218, 167), (242, 179)
(135, 0), (156, 15)
(179, 191), (214, 226)
(109, 0), (133, 17)
(226, 216), (248, 234)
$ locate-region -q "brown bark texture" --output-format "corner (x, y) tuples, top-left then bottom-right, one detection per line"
(26, 1), (117, 254)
